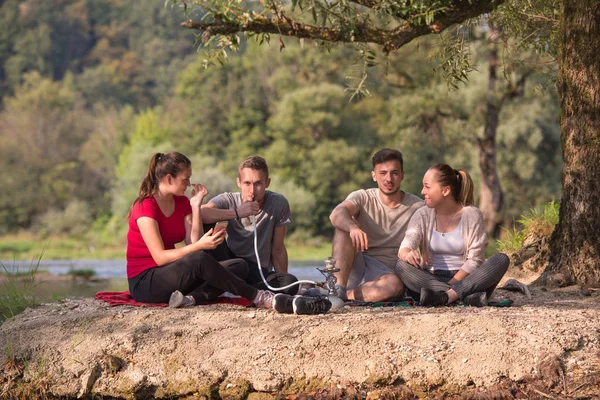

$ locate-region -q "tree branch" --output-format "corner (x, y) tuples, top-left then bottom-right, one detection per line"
(181, 0), (506, 53)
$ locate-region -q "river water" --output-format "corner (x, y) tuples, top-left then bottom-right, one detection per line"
(2, 259), (328, 302)
(3, 259), (326, 281)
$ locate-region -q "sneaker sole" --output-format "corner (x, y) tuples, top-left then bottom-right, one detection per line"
(169, 291), (184, 308)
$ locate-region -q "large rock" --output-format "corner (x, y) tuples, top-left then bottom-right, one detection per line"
(1, 288), (599, 399)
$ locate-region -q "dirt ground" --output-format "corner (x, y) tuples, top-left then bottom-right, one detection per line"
(1, 267), (600, 399)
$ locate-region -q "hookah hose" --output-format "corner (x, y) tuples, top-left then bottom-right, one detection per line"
(251, 215), (317, 291)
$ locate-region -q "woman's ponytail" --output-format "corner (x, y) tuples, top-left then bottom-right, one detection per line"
(127, 152), (190, 218)
(457, 169), (474, 206)
(430, 164), (475, 206)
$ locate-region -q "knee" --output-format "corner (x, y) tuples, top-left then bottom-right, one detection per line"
(490, 253), (511, 271)
(183, 250), (209, 266)
(270, 273), (299, 295)
(393, 258), (413, 278)
(381, 274), (404, 297)
(223, 258), (249, 278)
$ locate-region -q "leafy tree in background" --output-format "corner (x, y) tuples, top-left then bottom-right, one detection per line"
(175, 0), (600, 286)
(0, 72), (89, 230)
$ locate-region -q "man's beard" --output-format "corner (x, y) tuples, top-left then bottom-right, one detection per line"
(380, 186), (399, 195)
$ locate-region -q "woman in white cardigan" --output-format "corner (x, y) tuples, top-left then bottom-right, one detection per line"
(394, 163), (509, 307)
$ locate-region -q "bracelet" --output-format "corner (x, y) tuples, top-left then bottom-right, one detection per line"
(234, 207), (240, 220)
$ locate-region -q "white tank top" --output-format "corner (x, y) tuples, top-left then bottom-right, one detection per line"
(429, 216), (465, 271)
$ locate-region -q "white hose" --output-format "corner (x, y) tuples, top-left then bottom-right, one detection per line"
(251, 215), (317, 291)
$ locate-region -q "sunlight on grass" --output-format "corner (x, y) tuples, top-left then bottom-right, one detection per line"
(497, 201), (559, 253)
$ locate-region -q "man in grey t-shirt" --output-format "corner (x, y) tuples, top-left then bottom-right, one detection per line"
(329, 148), (424, 302)
(201, 156), (299, 295)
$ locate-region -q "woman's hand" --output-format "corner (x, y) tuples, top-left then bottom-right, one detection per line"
(190, 184), (209, 208)
(399, 248), (423, 268)
(196, 228), (225, 250)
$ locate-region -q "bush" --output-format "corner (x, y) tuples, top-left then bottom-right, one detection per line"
(0, 259), (40, 323)
(67, 268), (96, 279)
(37, 199), (92, 238)
(497, 201), (560, 253)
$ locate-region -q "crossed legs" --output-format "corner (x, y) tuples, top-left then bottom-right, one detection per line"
(332, 228), (404, 302)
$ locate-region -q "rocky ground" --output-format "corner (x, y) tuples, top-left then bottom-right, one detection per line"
(1, 267), (600, 399)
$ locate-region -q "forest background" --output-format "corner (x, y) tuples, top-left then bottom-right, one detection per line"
(0, 0), (561, 260)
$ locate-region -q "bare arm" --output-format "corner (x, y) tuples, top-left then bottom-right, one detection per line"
(271, 226), (288, 274)
(201, 202), (237, 223)
(448, 270), (469, 284)
(137, 217), (225, 266)
(201, 201), (261, 223)
(187, 184), (208, 244)
(185, 209), (204, 245)
(329, 200), (369, 252)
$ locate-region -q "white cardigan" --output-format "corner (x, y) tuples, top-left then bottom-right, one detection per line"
(399, 206), (487, 273)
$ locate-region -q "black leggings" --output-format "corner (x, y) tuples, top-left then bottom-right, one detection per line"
(128, 251), (258, 304)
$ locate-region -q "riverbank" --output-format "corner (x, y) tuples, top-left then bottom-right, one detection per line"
(0, 232), (332, 261)
(1, 275), (599, 399)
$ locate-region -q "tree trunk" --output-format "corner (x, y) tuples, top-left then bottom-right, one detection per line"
(478, 24), (504, 238)
(544, 0), (600, 286)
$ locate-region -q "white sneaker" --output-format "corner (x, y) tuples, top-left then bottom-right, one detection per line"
(168, 290), (195, 308)
(253, 290), (276, 309)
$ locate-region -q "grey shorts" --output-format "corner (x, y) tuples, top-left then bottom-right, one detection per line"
(347, 253), (394, 290)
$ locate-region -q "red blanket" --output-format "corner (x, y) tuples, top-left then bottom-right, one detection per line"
(95, 291), (254, 308)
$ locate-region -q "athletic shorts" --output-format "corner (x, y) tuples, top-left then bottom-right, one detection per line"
(347, 253), (394, 290)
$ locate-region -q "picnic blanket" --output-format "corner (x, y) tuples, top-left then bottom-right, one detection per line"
(95, 291), (254, 308)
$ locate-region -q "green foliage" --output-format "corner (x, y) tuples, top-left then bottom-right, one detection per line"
(269, 175), (317, 232)
(111, 139), (174, 221)
(0, 1), (564, 250)
(0, 258), (40, 323)
(66, 268), (96, 279)
(37, 200), (93, 239)
(497, 200), (559, 252)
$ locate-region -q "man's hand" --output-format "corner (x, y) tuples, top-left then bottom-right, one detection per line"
(349, 226), (369, 252)
(197, 228), (225, 250)
(237, 201), (260, 218)
(399, 248), (423, 268)
(190, 184), (208, 208)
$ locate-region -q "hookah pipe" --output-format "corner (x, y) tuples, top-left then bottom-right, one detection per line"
(317, 257), (345, 310)
(250, 215), (345, 309)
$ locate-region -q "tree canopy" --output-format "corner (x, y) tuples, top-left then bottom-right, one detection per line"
(173, 0), (598, 286)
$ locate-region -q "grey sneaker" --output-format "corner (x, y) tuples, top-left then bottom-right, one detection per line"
(462, 292), (488, 307)
(292, 296), (332, 315)
(169, 290), (195, 308)
(335, 284), (348, 301)
(253, 290), (276, 309)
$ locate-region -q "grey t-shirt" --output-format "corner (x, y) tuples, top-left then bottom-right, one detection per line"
(209, 191), (292, 270)
(346, 188), (424, 268)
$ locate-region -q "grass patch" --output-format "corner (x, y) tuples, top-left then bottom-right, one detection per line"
(0, 257), (41, 323)
(497, 201), (559, 253)
(67, 268), (96, 279)
(0, 232), (125, 261)
(287, 241), (331, 261)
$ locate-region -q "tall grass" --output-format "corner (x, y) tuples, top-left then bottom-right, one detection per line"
(497, 201), (560, 253)
(0, 256), (42, 323)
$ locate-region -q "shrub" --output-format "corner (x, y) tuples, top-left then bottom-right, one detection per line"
(497, 201), (560, 252)
(37, 199), (92, 238)
(0, 258), (40, 323)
